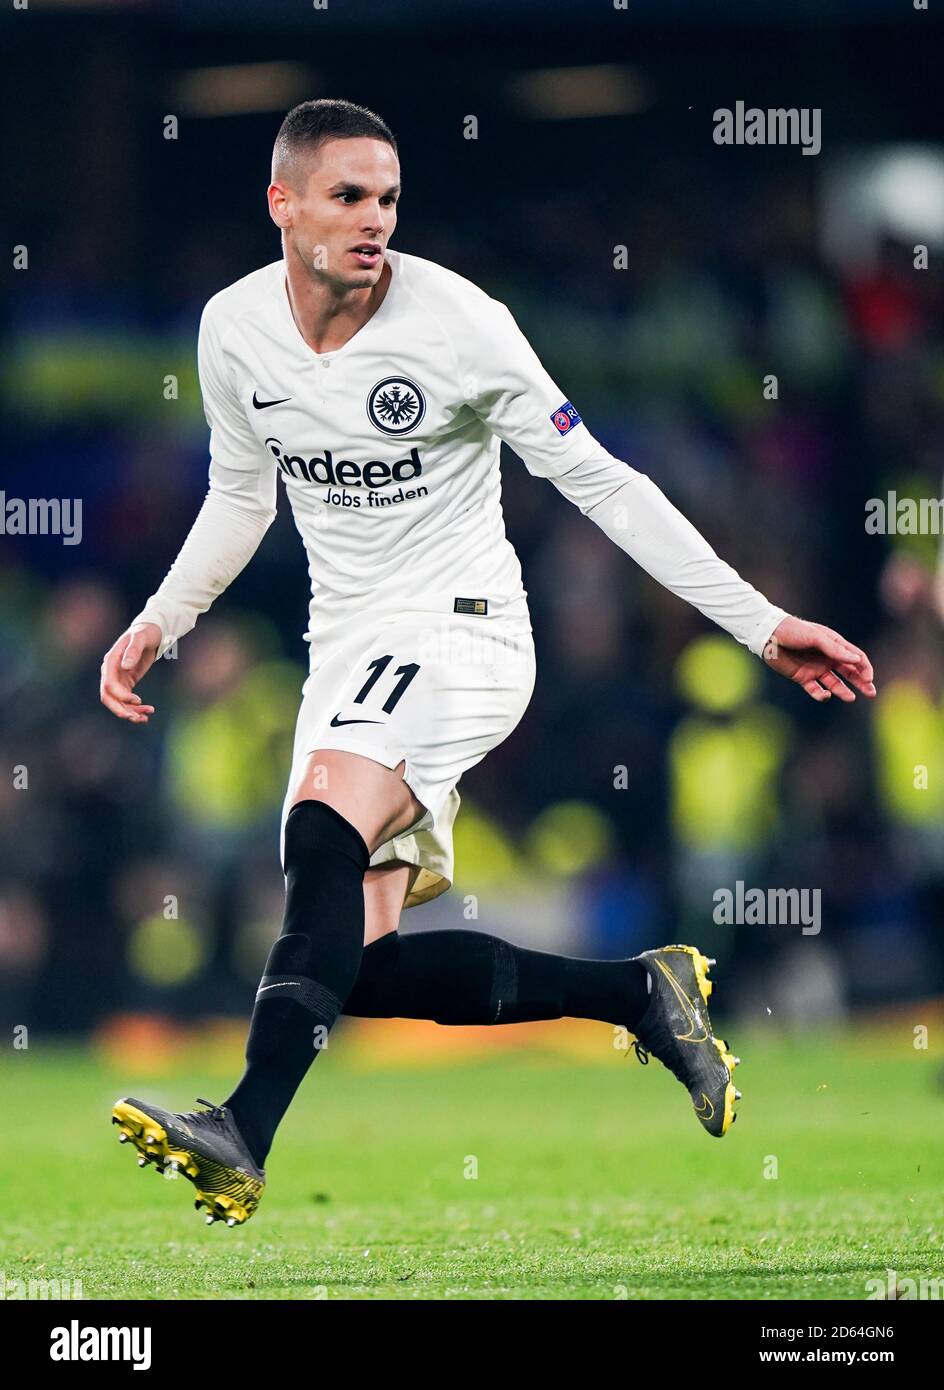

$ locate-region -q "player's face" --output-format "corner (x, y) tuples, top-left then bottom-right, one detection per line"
(280, 137), (400, 290)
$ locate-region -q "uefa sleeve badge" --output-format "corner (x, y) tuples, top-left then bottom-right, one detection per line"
(550, 401), (582, 435)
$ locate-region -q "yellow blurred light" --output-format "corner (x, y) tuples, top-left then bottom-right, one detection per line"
(452, 804), (521, 891)
(675, 633), (761, 713)
(875, 681), (944, 825)
(509, 65), (651, 121)
(128, 914), (206, 988)
(670, 708), (790, 852)
(173, 63), (314, 118)
(166, 659), (301, 831)
(524, 801), (616, 877)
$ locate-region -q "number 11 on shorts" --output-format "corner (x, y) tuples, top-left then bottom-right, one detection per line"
(353, 655), (421, 713)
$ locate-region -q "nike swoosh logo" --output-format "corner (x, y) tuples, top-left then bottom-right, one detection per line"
(329, 713), (384, 728)
(654, 959), (710, 1043)
(694, 1092), (715, 1119)
(252, 391), (291, 410)
(257, 981), (301, 993)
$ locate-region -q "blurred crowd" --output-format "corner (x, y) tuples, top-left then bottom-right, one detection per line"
(2, 136), (943, 1035)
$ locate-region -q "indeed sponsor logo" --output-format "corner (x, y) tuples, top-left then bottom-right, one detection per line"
(266, 437), (423, 489)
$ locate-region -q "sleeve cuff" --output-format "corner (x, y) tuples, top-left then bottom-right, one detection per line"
(129, 615), (176, 662)
(746, 608), (789, 658)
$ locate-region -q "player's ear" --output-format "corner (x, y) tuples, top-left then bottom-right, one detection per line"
(267, 182), (291, 228)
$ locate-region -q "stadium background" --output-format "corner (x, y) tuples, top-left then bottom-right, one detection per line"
(3, 0), (942, 1038)
(1, 4), (943, 1296)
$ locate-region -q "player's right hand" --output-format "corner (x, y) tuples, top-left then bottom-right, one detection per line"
(99, 623), (161, 723)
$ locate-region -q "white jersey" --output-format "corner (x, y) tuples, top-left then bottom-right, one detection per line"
(133, 250), (786, 664)
(131, 248), (789, 911)
(196, 249), (595, 648)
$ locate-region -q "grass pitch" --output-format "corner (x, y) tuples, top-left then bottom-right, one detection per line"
(1, 1022), (942, 1300)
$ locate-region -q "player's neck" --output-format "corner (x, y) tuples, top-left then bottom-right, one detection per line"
(283, 248), (391, 355)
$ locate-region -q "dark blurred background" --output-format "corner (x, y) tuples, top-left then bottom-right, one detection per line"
(2, 0), (943, 1042)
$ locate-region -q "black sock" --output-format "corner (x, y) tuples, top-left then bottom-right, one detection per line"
(343, 930), (651, 1030)
(225, 800), (370, 1167)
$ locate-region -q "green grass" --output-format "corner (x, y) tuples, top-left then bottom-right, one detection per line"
(1, 1027), (942, 1299)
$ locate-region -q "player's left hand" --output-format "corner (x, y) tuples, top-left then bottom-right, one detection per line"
(763, 616), (876, 703)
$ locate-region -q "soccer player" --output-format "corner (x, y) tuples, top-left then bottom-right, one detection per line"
(100, 99), (876, 1227)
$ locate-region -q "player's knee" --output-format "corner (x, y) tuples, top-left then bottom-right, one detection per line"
(283, 798), (371, 875)
(268, 801), (371, 984)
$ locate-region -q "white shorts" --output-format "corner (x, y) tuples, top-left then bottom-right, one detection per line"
(279, 608), (537, 909)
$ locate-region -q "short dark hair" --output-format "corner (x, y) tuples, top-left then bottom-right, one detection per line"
(272, 98), (398, 186)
